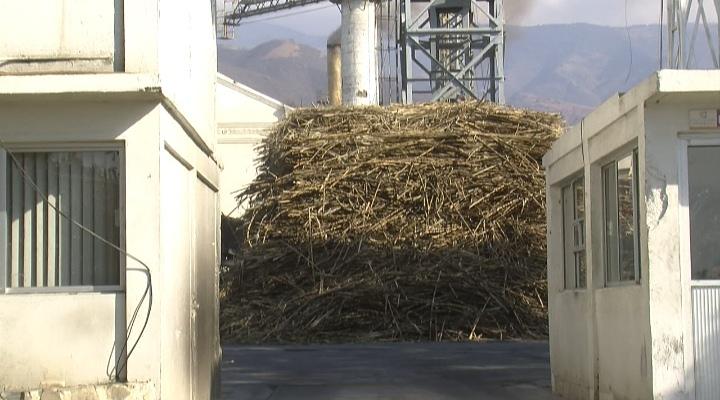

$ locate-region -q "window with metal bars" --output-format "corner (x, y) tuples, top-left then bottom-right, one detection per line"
(562, 176), (586, 290)
(0, 149), (123, 292)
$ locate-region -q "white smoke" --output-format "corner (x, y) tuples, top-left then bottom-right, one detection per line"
(504, 0), (537, 24)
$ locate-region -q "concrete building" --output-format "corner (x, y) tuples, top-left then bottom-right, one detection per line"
(216, 74), (289, 217)
(0, 1), (220, 399)
(544, 70), (720, 400)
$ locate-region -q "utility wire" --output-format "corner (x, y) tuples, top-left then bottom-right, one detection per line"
(624, 0), (634, 85)
(660, 0), (665, 69)
(0, 138), (153, 382)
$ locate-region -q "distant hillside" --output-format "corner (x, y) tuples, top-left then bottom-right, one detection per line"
(218, 39), (327, 106)
(504, 24), (663, 122)
(219, 23), (327, 50)
(218, 23), (718, 123)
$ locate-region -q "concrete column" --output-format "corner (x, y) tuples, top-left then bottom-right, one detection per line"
(327, 28), (342, 107)
(341, 0), (377, 105)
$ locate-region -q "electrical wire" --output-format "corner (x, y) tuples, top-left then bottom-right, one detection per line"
(660, 0), (665, 69)
(624, 0), (634, 85)
(0, 137), (153, 382)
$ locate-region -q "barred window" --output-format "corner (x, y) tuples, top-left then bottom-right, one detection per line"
(562, 177), (586, 289)
(1, 149), (122, 291)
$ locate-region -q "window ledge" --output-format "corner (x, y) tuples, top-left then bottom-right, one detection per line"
(0, 73), (161, 100)
(690, 280), (720, 287)
(1, 286), (123, 295)
(560, 288), (587, 293)
(602, 281), (642, 290)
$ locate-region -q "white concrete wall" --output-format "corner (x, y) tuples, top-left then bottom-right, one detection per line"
(545, 145), (592, 399)
(0, 293), (122, 388)
(192, 177), (221, 400)
(547, 291), (592, 397)
(123, 0), (159, 74)
(159, 107), (221, 400)
(590, 104), (652, 400)
(0, 98), (221, 399)
(158, 0), (217, 150)
(0, 0), (220, 396)
(216, 76), (288, 216)
(160, 142), (194, 400)
(0, 0), (120, 73)
(216, 79), (285, 124)
(0, 0), (230, 397)
(642, 103), (687, 399)
(0, 99), (161, 391)
(544, 82), (653, 400)
(644, 97), (720, 400)
(217, 141), (262, 216)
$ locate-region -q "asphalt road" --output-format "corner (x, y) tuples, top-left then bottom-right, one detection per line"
(221, 341), (559, 400)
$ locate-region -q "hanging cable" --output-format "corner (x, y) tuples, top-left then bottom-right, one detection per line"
(0, 137), (153, 382)
(624, 0), (634, 85)
(660, 0), (665, 70)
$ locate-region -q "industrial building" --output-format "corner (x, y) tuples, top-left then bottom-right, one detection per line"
(0, 0), (220, 399)
(544, 70), (720, 399)
(215, 73), (290, 216)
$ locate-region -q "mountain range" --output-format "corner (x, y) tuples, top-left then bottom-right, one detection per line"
(218, 39), (327, 106)
(218, 23), (717, 123)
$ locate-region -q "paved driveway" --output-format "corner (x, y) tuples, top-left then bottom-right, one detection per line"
(221, 341), (559, 400)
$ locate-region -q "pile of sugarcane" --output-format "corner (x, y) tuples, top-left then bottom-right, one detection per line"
(221, 101), (563, 343)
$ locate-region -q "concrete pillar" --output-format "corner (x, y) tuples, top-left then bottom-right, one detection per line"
(341, 0), (377, 105)
(327, 28), (342, 107)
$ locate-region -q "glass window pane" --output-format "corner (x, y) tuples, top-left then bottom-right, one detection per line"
(573, 178), (586, 288)
(576, 251), (586, 288)
(6, 150), (121, 288)
(574, 178), (585, 219)
(688, 146), (720, 280)
(617, 154), (637, 281)
(604, 164), (620, 283)
(562, 185), (576, 289)
(573, 178), (585, 249)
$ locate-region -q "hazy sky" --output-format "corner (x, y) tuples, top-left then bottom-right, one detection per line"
(247, 0), (664, 36)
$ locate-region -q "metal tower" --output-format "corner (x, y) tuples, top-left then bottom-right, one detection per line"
(399, 0), (504, 103)
(217, 0), (505, 104)
(667, 0), (720, 68)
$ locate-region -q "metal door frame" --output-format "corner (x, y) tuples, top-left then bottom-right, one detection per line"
(678, 135), (720, 399)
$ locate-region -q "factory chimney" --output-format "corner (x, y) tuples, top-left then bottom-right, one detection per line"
(340, 0), (378, 105)
(327, 28), (342, 106)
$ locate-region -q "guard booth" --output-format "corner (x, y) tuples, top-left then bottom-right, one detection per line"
(544, 70), (720, 400)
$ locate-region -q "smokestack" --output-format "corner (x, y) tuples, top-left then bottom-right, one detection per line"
(341, 0), (377, 105)
(327, 28), (342, 106)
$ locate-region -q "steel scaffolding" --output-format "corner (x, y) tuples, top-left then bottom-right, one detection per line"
(224, 0), (326, 25)
(376, 0), (402, 104)
(667, 0), (720, 68)
(399, 0), (504, 103)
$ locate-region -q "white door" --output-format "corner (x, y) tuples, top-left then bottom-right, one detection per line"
(680, 139), (720, 400)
